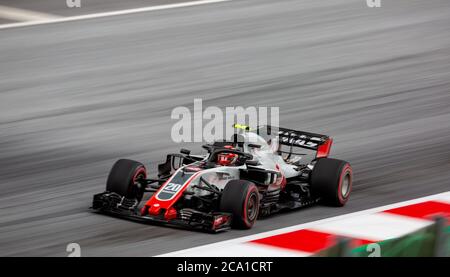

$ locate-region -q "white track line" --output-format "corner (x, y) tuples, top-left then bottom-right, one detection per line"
(0, 0), (231, 30)
(175, 243), (311, 257)
(158, 191), (450, 257)
(0, 5), (60, 22)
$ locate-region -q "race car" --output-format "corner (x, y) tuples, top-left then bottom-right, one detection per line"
(92, 125), (353, 232)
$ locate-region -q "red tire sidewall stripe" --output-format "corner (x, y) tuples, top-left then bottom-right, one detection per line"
(132, 166), (147, 182)
(130, 166), (146, 194)
(243, 185), (259, 228)
(337, 164), (352, 204)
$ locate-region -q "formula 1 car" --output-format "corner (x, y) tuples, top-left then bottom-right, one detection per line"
(92, 125), (353, 232)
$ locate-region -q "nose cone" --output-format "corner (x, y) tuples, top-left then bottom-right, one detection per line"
(148, 203), (161, 216)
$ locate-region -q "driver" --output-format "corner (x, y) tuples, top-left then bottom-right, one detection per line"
(217, 145), (239, 166)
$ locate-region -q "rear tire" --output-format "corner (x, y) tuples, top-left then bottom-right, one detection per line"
(220, 180), (259, 229)
(106, 159), (147, 201)
(311, 158), (352, 207)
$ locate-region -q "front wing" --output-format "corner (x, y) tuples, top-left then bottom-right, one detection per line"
(92, 192), (232, 233)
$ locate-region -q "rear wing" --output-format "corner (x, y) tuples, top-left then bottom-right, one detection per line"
(257, 125), (333, 159)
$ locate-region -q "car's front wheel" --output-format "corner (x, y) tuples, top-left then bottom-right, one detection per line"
(106, 159), (147, 201)
(220, 180), (260, 229)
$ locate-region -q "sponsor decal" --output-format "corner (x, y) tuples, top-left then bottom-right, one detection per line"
(156, 171), (195, 201)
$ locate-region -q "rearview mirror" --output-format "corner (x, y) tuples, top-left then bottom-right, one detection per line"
(248, 144), (262, 149)
(180, 148), (191, 155)
(245, 160), (260, 166)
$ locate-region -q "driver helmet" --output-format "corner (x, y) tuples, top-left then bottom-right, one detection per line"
(217, 145), (239, 166)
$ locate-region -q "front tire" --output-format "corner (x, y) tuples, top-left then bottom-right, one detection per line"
(220, 180), (260, 229)
(106, 159), (147, 201)
(311, 158), (352, 207)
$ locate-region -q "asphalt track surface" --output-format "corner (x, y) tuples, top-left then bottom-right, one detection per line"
(1, 0), (450, 256)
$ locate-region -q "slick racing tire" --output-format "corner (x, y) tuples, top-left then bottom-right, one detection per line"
(311, 158), (353, 207)
(220, 180), (260, 229)
(106, 159), (147, 201)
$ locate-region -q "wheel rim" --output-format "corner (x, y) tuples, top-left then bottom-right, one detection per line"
(246, 193), (258, 221)
(133, 172), (145, 183)
(131, 169), (146, 199)
(341, 173), (350, 198)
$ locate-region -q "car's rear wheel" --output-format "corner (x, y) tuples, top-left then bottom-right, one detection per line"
(106, 159), (147, 201)
(311, 158), (353, 206)
(220, 180), (260, 229)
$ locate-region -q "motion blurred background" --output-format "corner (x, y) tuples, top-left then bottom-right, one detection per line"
(0, 0), (449, 256)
